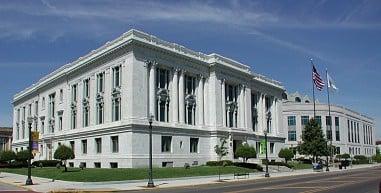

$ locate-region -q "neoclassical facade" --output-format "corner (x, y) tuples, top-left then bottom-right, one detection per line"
(12, 29), (285, 168)
(283, 92), (377, 157)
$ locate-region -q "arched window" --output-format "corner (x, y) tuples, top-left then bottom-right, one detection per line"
(305, 100), (310, 103)
(295, 97), (301, 102)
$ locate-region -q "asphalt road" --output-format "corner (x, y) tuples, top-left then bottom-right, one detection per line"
(124, 166), (381, 193)
(0, 181), (36, 193)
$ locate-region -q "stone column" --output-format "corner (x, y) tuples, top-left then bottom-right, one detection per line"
(198, 75), (204, 125)
(172, 68), (179, 123)
(149, 61), (156, 117)
(179, 70), (185, 124)
(221, 79), (226, 127)
(246, 87), (252, 130)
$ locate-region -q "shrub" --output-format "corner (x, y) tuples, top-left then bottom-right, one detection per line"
(15, 150), (33, 163)
(278, 148), (294, 163)
(206, 160), (233, 167)
(341, 153), (350, 160)
(353, 155), (369, 164)
(0, 150), (16, 163)
(262, 160), (293, 168)
(8, 161), (28, 168)
(54, 145), (75, 172)
(235, 144), (256, 163)
(354, 155), (367, 160)
(233, 162), (263, 171)
(294, 158), (312, 164)
(32, 160), (62, 167)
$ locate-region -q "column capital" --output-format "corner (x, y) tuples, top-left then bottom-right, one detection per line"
(172, 67), (181, 73)
(197, 74), (204, 79)
(145, 59), (158, 68)
(220, 78), (226, 84)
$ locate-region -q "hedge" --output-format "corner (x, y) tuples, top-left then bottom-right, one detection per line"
(32, 160), (62, 167)
(233, 162), (263, 171)
(262, 160), (293, 168)
(206, 160), (233, 166)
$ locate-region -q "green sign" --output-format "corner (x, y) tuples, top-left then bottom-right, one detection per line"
(260, 140), (267, 154)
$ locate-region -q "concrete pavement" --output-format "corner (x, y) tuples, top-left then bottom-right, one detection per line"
(0, 164), (380, 193)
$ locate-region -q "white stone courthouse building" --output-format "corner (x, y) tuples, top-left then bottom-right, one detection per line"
(283, 92), (377, 157)
(12, 29), (286, 168)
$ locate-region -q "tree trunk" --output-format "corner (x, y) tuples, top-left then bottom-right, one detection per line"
(64, 160), (67, 172)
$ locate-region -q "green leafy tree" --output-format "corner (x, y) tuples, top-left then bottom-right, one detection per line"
(278, 148), (294, 163)
(0, 150), (16, 163)
(16, 150), (33, 164)
(214, 137), (229, 161)
(214, 137), (229, 181)
(298, 118), (328, 162)
(235, 144), (257, 163)
(54, 145), (75, 172)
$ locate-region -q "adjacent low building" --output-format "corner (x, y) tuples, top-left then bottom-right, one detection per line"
(12, 29), (286, 168)
(283, 92), (377, 157)
(0, 127), (12, 152)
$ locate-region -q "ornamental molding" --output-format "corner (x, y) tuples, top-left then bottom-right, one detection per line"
(185, 94), (197, 106)
(82, 97), (89, 107)
(156, 88), (170, 102)
(226, 101), (238, 112)
(96, 92), (104, 103)
(71, 101), (77, 109)
(112, 87), (121, 98)
(14, 29), (283, 102)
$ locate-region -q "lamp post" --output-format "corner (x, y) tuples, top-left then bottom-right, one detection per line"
(325, 142), (330, 172)
(25, 116), (34, 185)
(147, 114), (155, 188)
(264, 111), (271, 178)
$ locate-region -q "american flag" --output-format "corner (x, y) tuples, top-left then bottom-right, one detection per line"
(312, 65), (325, 91)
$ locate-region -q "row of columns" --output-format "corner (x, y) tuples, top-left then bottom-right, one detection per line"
(220, 79), (278, 134)
(147, 61), (205, 125)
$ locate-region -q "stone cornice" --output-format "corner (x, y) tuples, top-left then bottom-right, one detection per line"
(14, 29), (283, 102)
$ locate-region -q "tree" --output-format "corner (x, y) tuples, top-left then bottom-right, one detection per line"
(298, 118), (328, 162)
(214, 137), (229, 182)
(0, 150), (16, 163)
(341, 153), (350, 160)
(16, 150), (33, 164)
(278, 148), (294, 163)
(214, 137), (229, 161)
(235, 144), (256, 163)
(54, 145), (75, 172)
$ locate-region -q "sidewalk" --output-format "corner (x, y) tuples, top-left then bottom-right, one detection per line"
(0, 163), (380, 193)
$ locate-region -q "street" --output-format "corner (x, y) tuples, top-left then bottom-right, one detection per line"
(124, 166), (381, 193)
(0, 181), (36, 193)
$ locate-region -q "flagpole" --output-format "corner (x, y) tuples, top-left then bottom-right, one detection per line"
(310, 59), (316, 118)
(326, 69), (333, 169)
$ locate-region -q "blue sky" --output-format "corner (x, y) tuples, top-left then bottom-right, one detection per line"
(0, 0), (380, 139)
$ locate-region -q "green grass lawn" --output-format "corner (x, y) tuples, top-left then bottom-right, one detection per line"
(0, 166), (256, 182)
(289, 162), (312, 170)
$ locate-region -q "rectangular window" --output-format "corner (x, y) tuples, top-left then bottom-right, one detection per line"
(336, 147), (340, 155)
(161, 136), (172, 152)
(41, 121), (44, 134)
(71, 110), (77, 129)
(190, 138), (199, 153)
(270, 143), (274, 154)
(155, 68), (170, 122)
(184, 75), (196, 125)
(347, 120), (351, 142)
(48, 93), (55, 118)
(94, 162), (101, 168)
(351, 121), (354, 143)
(82, 140), (87, 154)
(251, 93), (258, 131)
(288, 116), (296, 141)
(28, 104), (32, 116)
(35, 101), (38, 116)
(58, 115), (63, 131)
(97, 72), (105, 93)
(71, 84), (77, 102)
(42, 97), (45, 109)
(83, 107), (89, 127)
(113, 66), (121, 88)
(315, 116), (321, 127)
(356, 122), (360, 143)
(112, 98), (121, 122)
(95, 138), (102, 154)
(335, 117), (340, 141)
(110, 162), (118, 168)
(111, 136), (119, 153)
(96, 103), (104, 124)
(70, 141), (75, 153)
(326, 116), (332, 141)
(224, 84), (238, 128)
(83, 78), (90, 98)
(60, 89), (63, 102)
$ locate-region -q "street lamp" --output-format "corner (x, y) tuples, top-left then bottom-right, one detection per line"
(264, 111), (271, 178)
(25, 116), (34, 185)
(147, 114), (155, 188)
(325, 142), (330, 172)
